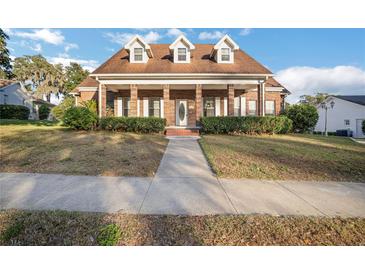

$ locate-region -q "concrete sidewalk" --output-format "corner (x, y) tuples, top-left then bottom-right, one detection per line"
(1, 138), (365, 217)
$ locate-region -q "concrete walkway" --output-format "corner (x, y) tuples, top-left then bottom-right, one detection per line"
(1, 138), (365, 217)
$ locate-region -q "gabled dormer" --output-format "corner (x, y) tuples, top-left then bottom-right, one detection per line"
(124, 35), (153, 63)
(169, 35), (195, 63)
(212, 34), (239, 64)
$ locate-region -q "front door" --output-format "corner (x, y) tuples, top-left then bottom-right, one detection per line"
(176, 100), (188, 126)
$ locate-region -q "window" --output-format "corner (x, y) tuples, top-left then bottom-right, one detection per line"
(134, 48), (143, 61)
(149, 98), (161, 117)
(265, 100), (275, 115)
(234, 97), (240, 116)
(123, 97), (130, 117)
(178, 48), (187, 61)
(221, 48), (230, 61)
(344, 119), (350, 126)
(248, 100), (256, 116)
(203, 97), (215, 117)
(3, 94), (8, 105)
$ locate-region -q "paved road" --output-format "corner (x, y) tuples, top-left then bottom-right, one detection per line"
(1, 138), (365, 216)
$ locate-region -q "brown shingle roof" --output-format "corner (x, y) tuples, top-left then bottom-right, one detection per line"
(73, 76), (99, 91)
(0, 79), (17, 89)
(266, 77), (282, 87)
(92, 44), (272, 75)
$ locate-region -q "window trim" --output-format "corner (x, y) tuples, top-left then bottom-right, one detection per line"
(148, 97), (161, 118)
(134, 48), (143, 61)
(265, 100), (275, 115)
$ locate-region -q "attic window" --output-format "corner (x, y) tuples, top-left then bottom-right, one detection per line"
(134, 48), (143, 61)
(178, 48), (187, 61)
(221, 48), (230, 61)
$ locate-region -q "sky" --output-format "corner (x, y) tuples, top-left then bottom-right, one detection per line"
(3, 28), (365, 103)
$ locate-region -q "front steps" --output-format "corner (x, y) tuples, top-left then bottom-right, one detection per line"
(165, 127), (200, 137)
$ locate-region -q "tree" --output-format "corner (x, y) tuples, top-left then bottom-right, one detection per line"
(286, 104), (319, 133)
(0, 28), (13, 79)
(64, 62), (89, 93)
(13, 55), (65, 102)
(299, 93), (329, 106)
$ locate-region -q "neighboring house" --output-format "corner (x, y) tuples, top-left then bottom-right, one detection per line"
(315, 95), (365, 138)
(73, 34), (290, 134)
(0, 79), (55, 120)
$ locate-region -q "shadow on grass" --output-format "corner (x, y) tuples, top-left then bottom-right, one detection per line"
(0, 119), (60, 126)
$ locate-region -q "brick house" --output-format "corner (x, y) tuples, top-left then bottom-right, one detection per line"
(73, 34), (290, 134)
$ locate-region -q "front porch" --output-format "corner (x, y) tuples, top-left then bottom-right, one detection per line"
(98, 82), (269, 128)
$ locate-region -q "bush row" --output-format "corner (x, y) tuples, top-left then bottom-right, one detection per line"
(99, 117), (166, 133)
(200, 116), (293, 134)
(0, 104), (30, 120)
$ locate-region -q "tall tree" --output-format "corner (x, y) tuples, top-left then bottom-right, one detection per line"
(13, 55), (65, 101)
(64, 62), (89, 92)
(0, 28), (13, 79)
(299, 93), (329, 106)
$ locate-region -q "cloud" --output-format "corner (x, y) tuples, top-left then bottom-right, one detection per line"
(105, 31), (161, 45)
(30, 43), (42, 53)
(239, 28), (252, 36)
(47, 54), (100, 72)
(198, 31), (225, 40)
(12, 29), (65, 45)
(64, 43), (79, 52)
(167, 28), (185, 37)
(276, 65), (365, 103)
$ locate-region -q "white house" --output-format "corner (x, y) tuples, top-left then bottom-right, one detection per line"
(0, 79), (55, 120)
(315, 95), (365, 138)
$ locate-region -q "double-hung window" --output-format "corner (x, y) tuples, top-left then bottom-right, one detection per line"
(248, 100), (256, 116)
(203, 97), (215, 117)
(123, 98), (130, 117)
(221, 48), (230, 62)
(265, 100), (275, 115)
(178, 48), (187, 61)
(149, 98), (161, 117)
(134, 48), (143, 61)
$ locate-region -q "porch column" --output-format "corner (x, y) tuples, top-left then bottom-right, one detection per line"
(257, 81), (265, 116)
(163, 84), (171, 125)
(195, 84), (202, 124)
(228, 84), (234, 116)
(130, 84), (138, 117)
(99, 84), (107, 117)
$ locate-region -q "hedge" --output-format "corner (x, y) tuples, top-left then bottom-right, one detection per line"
(0, 104), (30, 120)
(200, 116), (293, 134)
(63, 106), (98, 130)
(38, 104), (50, 120)
(99, 117), (166, 133)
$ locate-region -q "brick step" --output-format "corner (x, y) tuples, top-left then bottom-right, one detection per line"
(165, 128), (200, 136)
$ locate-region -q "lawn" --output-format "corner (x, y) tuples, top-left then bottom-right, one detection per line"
(199, 134), (365, 182)
(1, 209), (364, 246)
(0, 121), (168, 177)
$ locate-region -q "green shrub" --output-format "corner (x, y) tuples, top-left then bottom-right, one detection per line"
(200, 116), (293, 135)
(362, 120), (365, 134)
(97, 224), (122, 246)
(99, 117), (166, 133)
(51, 97), (75, 121)
(80, 99), (97, 114)
(38, 104), (50, 120)
(285, 104), (319, 133)
(0, 104), (30, 120)
(63, 106), (98, 130)
(1, 221), (24, 242)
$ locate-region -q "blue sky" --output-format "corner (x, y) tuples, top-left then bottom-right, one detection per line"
(4, 28), (365, 102)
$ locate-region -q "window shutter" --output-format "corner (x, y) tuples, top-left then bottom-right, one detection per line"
(143, 98), (149, 117)
(223, 97), (228, 116)
(117, 97), (123, 117)
(240, 96), (246, 116)
(160, 98), (164, 118)
(215, 97), (220, 116)
(137, 98), (140, 117)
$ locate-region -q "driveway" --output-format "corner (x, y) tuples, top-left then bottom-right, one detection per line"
(1, 137), (365, 217)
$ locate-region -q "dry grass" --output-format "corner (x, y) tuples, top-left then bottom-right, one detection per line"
(199, 134), (365, 182)
(0, 124), (168, 177)
(1, 209), (364, 246)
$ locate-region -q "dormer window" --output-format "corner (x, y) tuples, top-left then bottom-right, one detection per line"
(212, 34), (239, 64)
(134, 48), (143, 61)
(178, 48), (187, 61)
(221, 48), (230, 62)
(169, 35), (195, 63)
